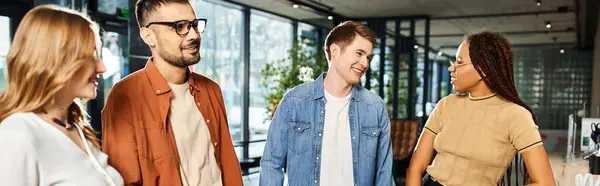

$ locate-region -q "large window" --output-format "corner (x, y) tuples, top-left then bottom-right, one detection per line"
(193, 1), (244, 146)
(425, 54), (443, 116)
(369, 39), (382, 95)
(396, 53), (410, 119)
(298, 22), (318, 54)
(414, 52), (425, 117)
(440, 61), (451, 98)
(0, 16), (10, 91)
(384, 21), (396, 113)
(249, 10), (293, 158)
(101, 31), (128, 104)
(414, 20), (426, 118)
(98, 0), (128, 15)
(395, 21), (412, 119)
(513, 47), (593, 129)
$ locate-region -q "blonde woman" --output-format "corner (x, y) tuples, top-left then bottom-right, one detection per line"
(0, 5), (124, 186)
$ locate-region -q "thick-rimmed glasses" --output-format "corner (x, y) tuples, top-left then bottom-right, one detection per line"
(448, 59), (472, 72)
(145, 18), (207, 35)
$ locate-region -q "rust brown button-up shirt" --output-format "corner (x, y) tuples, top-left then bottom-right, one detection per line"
(102, 59), (243, 186)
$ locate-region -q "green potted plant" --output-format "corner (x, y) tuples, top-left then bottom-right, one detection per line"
(260, 37), (329, 119)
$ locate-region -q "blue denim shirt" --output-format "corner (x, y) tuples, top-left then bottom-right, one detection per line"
(259, 73), (393, 186)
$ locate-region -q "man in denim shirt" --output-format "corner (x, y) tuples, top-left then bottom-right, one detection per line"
(259, 21), (393, 186)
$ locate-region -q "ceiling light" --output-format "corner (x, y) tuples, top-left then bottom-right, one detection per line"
(437, 51), (443, 56)
(560, 48), (565, 54)
(293, 4), (299, 8)
(545, 21), (552, 29)
(327, 16), (333, 20)
(536, 0), (541, 6)
(414, 45), (419, 50)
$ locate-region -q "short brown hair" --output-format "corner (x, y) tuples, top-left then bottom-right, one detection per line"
(324, 21), (376, 61)
(135, 0), (190, 27)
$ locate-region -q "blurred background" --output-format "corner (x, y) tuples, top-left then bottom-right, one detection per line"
(1, 0), (599, 185)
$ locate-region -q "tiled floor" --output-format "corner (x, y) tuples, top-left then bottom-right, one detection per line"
(542, 130), (596, 186)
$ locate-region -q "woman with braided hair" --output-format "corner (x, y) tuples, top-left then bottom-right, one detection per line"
(406, 30), (555, 186)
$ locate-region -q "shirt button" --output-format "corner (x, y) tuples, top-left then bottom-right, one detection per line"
(354, 159), (357, 163)
(297, 128), (301, 131)
(320, 110), (324, 114)
(352, 136), (356, 140)
(316, 156), (319, 160)
(156, 90), (160, 93)
(314, 180), (318, 183)
(196, 102), (200, 106)
(214, 142), (218, 146)
(318, 133), (322, 137)
(206, 119), (211, 124)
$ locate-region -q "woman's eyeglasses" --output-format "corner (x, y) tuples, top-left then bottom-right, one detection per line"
(448, 59), (472, 72)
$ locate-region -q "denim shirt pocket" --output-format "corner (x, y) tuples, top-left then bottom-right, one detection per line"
(360, 126), (381, 158)
(288, 121), (312, 155)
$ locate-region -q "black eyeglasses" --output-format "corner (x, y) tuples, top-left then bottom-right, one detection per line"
(145, 18), (207, 35)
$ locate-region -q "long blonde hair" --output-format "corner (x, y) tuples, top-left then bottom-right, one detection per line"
(0, 5), (102, 148)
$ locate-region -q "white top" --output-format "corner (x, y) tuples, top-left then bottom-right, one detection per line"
(0, 112), (124, 186)
(320, 90), (354, 186)
(169, 83), (222, 186)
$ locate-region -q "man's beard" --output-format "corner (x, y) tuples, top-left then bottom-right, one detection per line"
(157, 40), (201, 68)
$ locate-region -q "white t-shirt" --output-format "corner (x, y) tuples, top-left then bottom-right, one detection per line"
(168, 82), (222, 186)
(0, 112), (124, 186)
(319, 89), (354, 186)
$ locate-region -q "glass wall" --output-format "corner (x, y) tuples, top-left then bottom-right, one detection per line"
(98, 0), (128, 15)
(384, 21), (396, 113)
(101, 31), (128, 104)
(426, 54), (445, 115)
(0, 16), (10, 91)
(395, 21), (411, 119)
(414, 20), (426, 118)
(298, 22), (318, 54)
(193, 0), (244, 146)
(369, 38), (382, 95)
(249, 10), (293, 158)
(440, 61), (450, 98)
(513, 47), (593, 129)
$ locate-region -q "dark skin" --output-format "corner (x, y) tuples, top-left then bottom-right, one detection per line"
(406, 40), (555, 186)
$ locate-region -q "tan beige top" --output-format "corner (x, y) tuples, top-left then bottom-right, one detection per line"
(169, 82), (223, 186)
(424, 94), (543, 186)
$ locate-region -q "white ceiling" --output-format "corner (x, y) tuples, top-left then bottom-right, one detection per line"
(232, 0), (577, 56)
